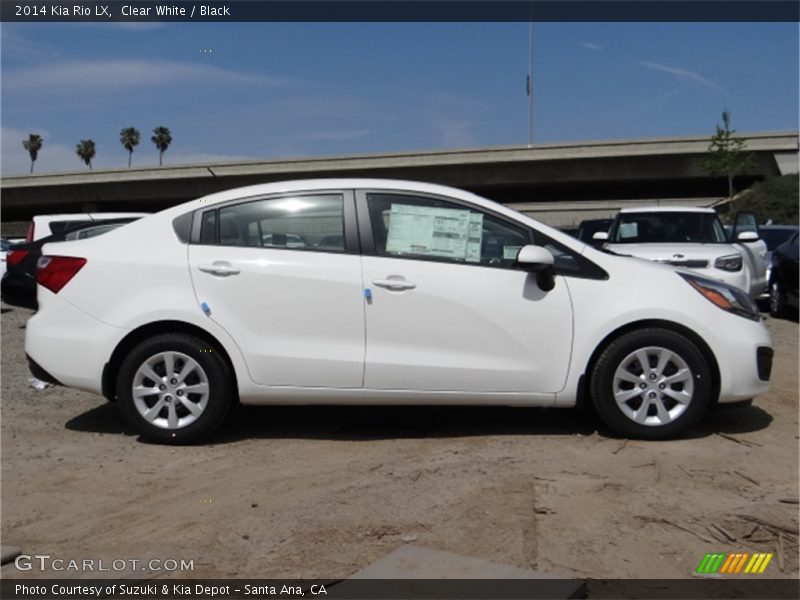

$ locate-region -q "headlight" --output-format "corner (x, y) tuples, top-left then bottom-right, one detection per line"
(714, 253), (742, 272)
(679, 272), (760, 321)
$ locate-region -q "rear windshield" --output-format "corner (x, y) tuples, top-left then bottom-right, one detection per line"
(48, 220), (94, 235)
(611, 212), (727, 244)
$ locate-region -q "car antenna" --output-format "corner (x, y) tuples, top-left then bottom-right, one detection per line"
(207, 167), (226, 191)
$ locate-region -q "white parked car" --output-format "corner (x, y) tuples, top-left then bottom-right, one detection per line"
(25, 180), (773, 443)
(595, 207), (768, 299)
(25, 212), (148, 242)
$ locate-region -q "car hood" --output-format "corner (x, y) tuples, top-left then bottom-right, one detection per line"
(604, 242), (735, 266)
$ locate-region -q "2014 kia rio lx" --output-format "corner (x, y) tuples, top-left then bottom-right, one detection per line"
(25, 180), (773, 443)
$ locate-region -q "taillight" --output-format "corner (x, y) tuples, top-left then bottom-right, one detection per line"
(26, 222), (35, 243)
(6, 249), (29, 267)
(37, 256), (87, 294)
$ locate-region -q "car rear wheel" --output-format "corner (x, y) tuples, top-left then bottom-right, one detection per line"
(590, 328), (711, 439)
(117, 333), (232, 444)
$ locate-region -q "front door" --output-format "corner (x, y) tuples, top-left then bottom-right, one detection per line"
(359, 191), (573, 394)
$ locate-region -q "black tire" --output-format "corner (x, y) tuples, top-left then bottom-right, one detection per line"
(769, 277), (788, 319)
(590, 328), (712, 440)
(116, 333), (232, 444)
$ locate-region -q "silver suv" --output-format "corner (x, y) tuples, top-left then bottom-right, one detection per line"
(595, 207), (767, 298)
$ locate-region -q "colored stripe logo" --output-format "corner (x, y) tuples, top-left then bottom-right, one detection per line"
(696, 552), (773, 574)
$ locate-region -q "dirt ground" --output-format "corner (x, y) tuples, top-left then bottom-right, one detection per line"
(1, 304), (798, 580)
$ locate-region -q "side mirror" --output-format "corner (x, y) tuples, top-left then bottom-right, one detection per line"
(516, 245), (556, 292)
(592, 231), (609, 241)
(517, 245), (554, 269)
(737, 231), (759, 242)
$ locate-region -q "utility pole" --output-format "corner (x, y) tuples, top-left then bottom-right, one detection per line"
(527, 20), (533, 146)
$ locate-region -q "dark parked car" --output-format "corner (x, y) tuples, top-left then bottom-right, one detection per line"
(769, 230), (799, 318)
(2, 219), (139, 310)
(577, 218), (613, 247)
(558, 226), (579, 239)
(759, 225), (798, 287)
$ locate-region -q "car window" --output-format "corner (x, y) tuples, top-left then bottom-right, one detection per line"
(733, 212), (759, 237)
(48, 220), (94, 235)
(578, 219), (612, 242)
(213, 195), (345, 252)
(366, 193), (529, 268)
(63, 223), (121, 240)
(612, 212), (727, 244)
(200, 210), (217, 244)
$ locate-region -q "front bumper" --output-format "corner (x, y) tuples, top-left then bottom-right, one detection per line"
(703, 313), (773, 403)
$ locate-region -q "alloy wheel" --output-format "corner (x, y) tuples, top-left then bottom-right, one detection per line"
(131, 351), (210, 430)
(612, 346), (694, 427)
(770, 281), (781, 315)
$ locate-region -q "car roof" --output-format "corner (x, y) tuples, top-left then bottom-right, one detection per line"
(184, 179), (506, 213)
(140, 178), (589, 255)
(760, 224), (798, 230)
(619, 206), (715, 214)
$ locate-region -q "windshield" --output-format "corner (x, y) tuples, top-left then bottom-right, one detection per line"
(611, 212), (727, 244)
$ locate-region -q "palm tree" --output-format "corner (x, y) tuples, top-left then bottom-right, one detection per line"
(76, 139), (96, 170)
(120, 127), (141, 167)
(151, 126), (172, 166)
(22, 134), (43, 174)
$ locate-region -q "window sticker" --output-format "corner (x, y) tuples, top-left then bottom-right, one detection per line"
(503, 246), (523, 260)
(386, 204), (483, 262)
(619, 222), (638, 239)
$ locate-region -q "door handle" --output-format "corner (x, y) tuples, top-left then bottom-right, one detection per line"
(198, 262), (241, 276)
(372, 278), (416, 291)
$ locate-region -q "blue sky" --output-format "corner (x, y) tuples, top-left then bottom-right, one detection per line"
(1, 21), (797, 175)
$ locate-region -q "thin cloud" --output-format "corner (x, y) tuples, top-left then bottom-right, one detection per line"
(1, 29), (59, 61)
(580, 42), (604, 51)
(638, 60), (728, 96)
(294, 129), (371, 142)
(110, 22), (167, 31)
(3, 60), (289, 93)
(435, 120), (480, 148)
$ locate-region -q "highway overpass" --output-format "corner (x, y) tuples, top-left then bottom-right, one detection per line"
(1, 131), (797, 228)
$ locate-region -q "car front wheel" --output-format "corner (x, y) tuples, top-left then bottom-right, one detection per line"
(590, 328), (711, 439)
(117, 333), (232, 444)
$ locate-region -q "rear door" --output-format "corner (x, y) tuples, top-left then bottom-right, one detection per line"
(188, 191), (365, 388)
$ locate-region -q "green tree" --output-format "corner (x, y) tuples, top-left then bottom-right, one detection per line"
(702, 110), (753, 209)
(151, 126), (172, 166)
(22, 133), (43, 174)
(120, 127), (141, 168)
(717, 175), (799, 225)
(76, 139), (96, 170)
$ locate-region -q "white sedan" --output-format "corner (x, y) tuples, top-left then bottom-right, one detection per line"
(25, 180), (772, 443)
